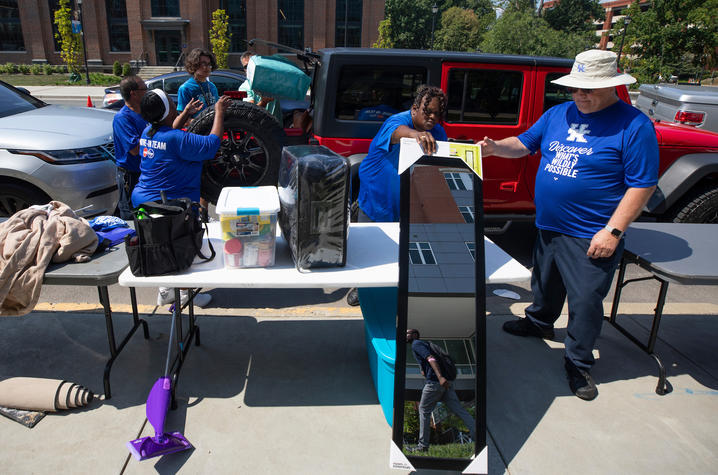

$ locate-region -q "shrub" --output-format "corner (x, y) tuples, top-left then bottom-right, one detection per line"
(112, 60), (122, 76)
(18, 64), (30, 74)
(30, 64), (44, 75)
(55, 64), (68, 73)
(5, 62), (18, 74)
(43, 64), (54, 75)
(121, 62), (131, 76)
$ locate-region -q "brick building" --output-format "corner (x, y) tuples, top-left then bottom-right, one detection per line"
(0, 0), (386, 69)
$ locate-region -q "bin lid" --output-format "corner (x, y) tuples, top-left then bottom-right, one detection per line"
(216, 186), (280, 215)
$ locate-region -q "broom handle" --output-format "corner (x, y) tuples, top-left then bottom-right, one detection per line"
(164, 301), (178, 378)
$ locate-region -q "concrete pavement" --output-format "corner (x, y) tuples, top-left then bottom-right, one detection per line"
(1, 282), (717, 474)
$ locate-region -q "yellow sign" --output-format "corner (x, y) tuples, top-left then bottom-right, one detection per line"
(449, 143), (483, 178)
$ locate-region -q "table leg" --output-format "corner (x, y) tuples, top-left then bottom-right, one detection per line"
(167, 288), (201, 409)
(606, 260), (673, 395)
(98, 286), (149, 399)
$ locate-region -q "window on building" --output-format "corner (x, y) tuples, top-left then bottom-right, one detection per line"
(335, 65), (426, 121)
(221, 0), (247, 53)
(446, 68), (523, 124)
(0, 0), (24, 51)
(106, 0), (130, 52)
(466, 242), (475, 261)
(458, 206), (475, 223)
(409, 242), (436, 265)
(335, 0), (362, 47)
(443, 172), (473, 191)
(151, 0), (180, 17)
(543, 72), (572, 112)
(278, 0), (303, 50)
(47, 0), (61, 51)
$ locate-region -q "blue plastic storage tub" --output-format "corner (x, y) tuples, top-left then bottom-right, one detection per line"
(359, 286), (398, 426)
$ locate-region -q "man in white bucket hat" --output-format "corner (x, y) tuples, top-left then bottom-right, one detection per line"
(480, 49), (659, 401)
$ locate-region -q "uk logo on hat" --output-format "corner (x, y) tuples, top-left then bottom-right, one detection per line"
(576, 63), (585, 72)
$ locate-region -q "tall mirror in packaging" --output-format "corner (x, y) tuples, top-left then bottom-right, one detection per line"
(392, 156), (487, 473)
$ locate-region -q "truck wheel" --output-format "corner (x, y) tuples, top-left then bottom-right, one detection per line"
(0, 182), (51, 217)
(187, 101), (285, 204)
(667, 184), (718, 223)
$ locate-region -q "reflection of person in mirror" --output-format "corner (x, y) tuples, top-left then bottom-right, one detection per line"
(406, 329), (475, 452)
(478, 50), (659, 401)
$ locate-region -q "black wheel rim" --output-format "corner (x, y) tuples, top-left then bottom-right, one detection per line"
(206, 128), (271, 187)
(0, 194), (32, 217)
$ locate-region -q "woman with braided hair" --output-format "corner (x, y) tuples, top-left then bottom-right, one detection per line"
(356, 85), (448, 223)
(347, 85), (448, 306)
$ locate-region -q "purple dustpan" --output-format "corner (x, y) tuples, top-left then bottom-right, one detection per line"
(127, 377), (193, 461)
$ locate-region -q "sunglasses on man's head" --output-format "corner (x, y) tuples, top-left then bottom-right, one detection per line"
(566, 87), (595, 94)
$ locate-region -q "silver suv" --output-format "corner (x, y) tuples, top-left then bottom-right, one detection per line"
(0, 81), (118, 217)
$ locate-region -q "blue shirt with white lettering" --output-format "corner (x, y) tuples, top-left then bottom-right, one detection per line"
(131, 126), (221, 206)
(358, 110), (447, 222)
(518, 100), (658, 238)
(112, 105), (147, 173)
(176, 77), (218, 118)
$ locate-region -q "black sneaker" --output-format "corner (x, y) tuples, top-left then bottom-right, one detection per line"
(564, 358), (598, 401)
(502, 318), (554, 339)
(346, 288), (360, 306)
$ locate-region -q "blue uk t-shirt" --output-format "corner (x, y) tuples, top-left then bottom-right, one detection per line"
(131, 126), (221, 206)
(176, 77), (219, 118)
(357, 110), (447, 222)
(112, 105), (148, 173)
(518, 100), (658, 238)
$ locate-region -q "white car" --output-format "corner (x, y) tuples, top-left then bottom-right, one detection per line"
(0, 81), (119, 217)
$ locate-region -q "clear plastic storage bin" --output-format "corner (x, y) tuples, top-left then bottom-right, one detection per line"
(216, 186), (280, 269)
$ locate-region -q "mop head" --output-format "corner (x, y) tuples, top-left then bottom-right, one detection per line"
(127, 432), (193, 461)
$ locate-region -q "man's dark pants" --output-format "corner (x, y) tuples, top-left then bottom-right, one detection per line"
(116, 167), (140, 220)
(524, 229), (624, 371)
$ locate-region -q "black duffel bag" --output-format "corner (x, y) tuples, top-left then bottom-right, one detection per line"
(125, 198), (215, 276)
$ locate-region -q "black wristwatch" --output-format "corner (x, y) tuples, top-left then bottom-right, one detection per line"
(604, 224), (624, 239)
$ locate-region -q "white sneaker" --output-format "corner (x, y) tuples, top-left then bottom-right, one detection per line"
(157, 287), (175, 306)
(179, 290), (212, 308)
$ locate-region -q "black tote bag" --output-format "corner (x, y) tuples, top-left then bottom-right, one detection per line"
(125, 198), (215, 276)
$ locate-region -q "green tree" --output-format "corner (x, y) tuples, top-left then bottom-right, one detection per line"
(53, 0), (83, 77)
(480, 8), (591, 57)
(435, 7), (481, 51)
(373, 18), (394, 48)
(612, 0), (718, 84)
(384, 0), (436, 49)
(209, 9), (231, 69)
(543, 0), (603, 34)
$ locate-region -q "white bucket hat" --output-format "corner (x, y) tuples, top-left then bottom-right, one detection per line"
(551, 49), (636, 89)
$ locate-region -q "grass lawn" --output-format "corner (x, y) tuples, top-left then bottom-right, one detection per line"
(1, 73), (121, 87)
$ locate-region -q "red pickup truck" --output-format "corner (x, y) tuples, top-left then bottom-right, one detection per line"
(191, 48), (718, 227)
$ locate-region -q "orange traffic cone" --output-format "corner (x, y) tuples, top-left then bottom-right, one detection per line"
(87, 96), (94, 107)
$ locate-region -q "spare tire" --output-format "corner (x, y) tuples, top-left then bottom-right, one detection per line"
(187, 101), (286, 204)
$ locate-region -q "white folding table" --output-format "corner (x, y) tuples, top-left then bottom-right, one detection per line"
(118, 222), (530, 404)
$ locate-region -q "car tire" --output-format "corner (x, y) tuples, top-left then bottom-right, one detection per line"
(667, 184), (718, 223)
(187, 101), (286, 205)
(0, 182), (51, 217)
